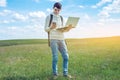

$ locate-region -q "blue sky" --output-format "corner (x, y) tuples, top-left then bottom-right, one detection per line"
(0, 0), (120, 40)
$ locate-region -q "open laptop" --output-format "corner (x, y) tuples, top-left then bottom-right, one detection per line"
(57, 16), (80, 32)
(65, 17), (80, 28)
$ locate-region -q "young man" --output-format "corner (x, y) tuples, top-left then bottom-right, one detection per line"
(44, 2), (72, 79)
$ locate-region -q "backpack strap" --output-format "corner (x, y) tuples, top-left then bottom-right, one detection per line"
(49, 14), (53, 27)
(48, 14), (53, 47)
(60, 15), (63, 26)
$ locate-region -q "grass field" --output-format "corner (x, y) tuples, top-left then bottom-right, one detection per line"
(0, 37), (120, 80)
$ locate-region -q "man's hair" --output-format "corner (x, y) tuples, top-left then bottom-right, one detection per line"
(53, 2), (62, 9)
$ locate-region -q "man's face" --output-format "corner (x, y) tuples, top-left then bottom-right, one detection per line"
(53, 7), (61, 15)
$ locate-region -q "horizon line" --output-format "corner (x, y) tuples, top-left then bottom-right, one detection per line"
(0, 36), (120, 41)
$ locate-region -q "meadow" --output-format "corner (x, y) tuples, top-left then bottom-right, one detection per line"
(0, 37), (120, 80)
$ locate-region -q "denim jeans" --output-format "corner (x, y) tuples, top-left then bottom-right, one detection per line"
(50, 39), (69, 75)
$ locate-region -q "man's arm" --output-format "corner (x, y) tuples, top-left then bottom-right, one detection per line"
(57, 24), (73, 32)
(44, 15), (57, 32)
(44, 15), (50, 32)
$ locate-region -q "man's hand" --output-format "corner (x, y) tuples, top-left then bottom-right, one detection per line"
(66, 24), (73, 31)
(50, 22), (56, 29)
(57, 24), (73, 32)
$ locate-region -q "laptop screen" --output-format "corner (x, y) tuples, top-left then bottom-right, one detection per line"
(65, 17), (80, 28)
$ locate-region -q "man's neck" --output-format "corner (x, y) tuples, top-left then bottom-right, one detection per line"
(53, 12), (59, 16)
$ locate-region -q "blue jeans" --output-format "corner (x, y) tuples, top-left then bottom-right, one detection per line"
(50, 39), (69, 75)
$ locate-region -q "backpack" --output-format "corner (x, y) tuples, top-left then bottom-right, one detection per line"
(48, 14), (63, 47)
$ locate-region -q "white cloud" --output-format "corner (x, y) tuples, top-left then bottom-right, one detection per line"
(99, 18), (120, 22)
(0, 0), (6, 7)
(0, 10), (47, 39)
(93, 0), (112, 8)
(84, 14), (91, 20)
(7, 26), (17, 30)
(33, 0), (40, 3)
(98, 11), (110, 18)
(28, 11), (46, 25)
(12, 13), (28, 21)
(0, 20), (15, 24)
(0, 9), (12, 16)
(0, 24), (46, 40)
(49, 0), (62, 2)
(65, 21), (120, 38)
(46, 8), (52, 13)
(97, 0), (112, 6)
(0, 9), (27, 23)
(0, 10), (15, 23)
(78, 5), (85, 8)
(91, 5), (97, 8)
(110, 0), (120, 13)
(0, 10), (46, 24)
(0, 20), (9, 23)
(98, 0), (120, 21)
(107, 18), (120, 22)
(29, 11), (46, 18)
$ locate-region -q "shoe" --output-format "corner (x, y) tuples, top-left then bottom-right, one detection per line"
(63, 74), (72, 79)
(53, 74), (58, 80)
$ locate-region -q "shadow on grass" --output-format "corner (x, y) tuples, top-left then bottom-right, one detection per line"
(1, 74), (73, 80)
(1, 76), (51, 80)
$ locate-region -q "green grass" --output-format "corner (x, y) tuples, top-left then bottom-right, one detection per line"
(0, 39), (47, 46)
(0, 37), (120, 80)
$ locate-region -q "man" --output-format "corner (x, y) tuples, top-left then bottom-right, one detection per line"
(44, 2), (72, 79)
